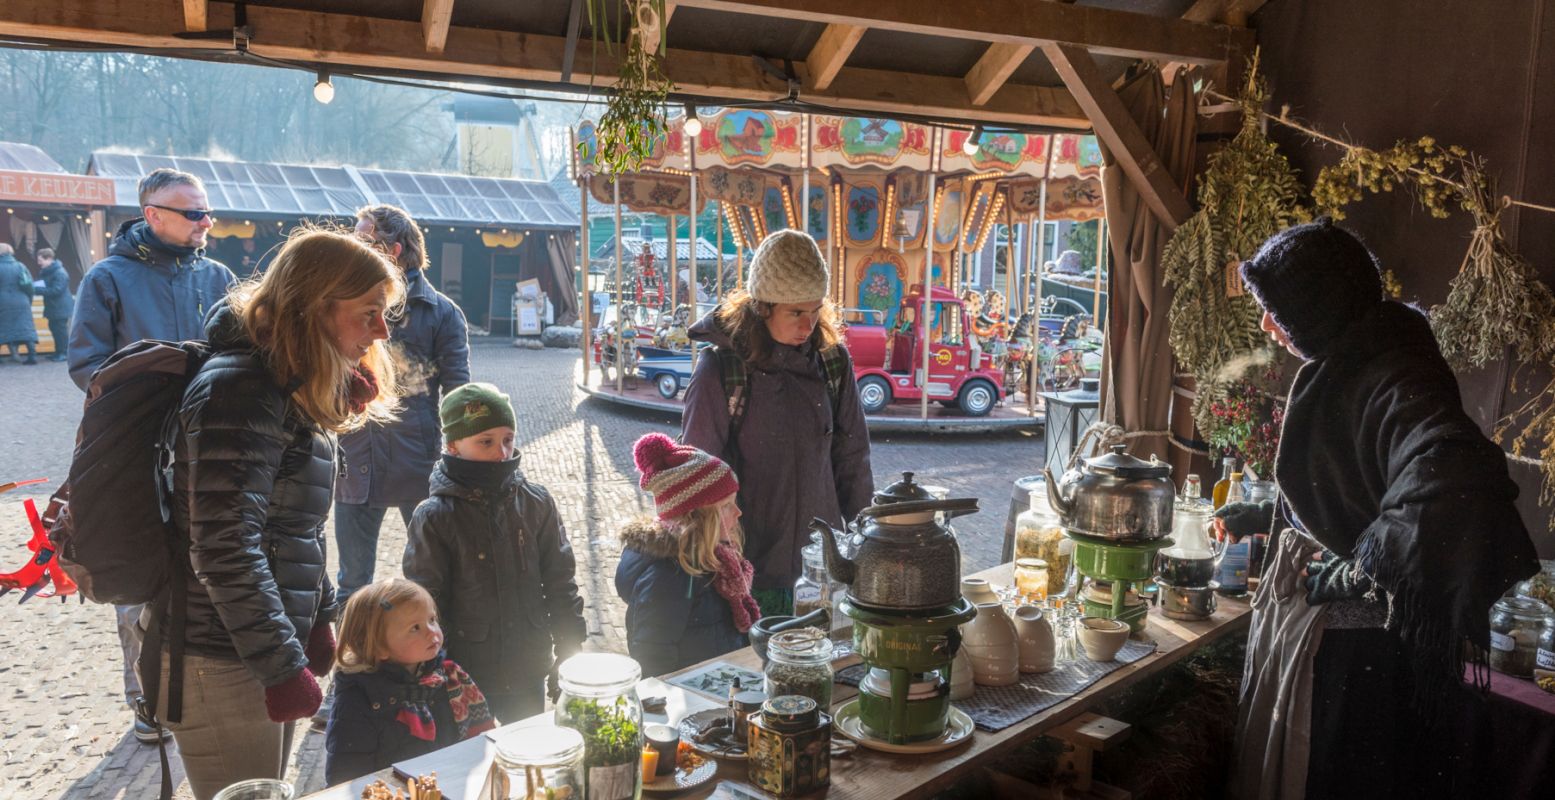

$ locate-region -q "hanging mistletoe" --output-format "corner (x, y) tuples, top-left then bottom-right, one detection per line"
(1162, 54), (1310, 434)
(584, 0), (675, 175)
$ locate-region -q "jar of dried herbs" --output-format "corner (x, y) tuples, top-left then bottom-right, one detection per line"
(555, 653), (644, 800)
(1489, 596), (1553, 677)
(764, 629), (834, 710)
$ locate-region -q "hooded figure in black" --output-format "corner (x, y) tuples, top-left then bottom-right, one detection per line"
(1233, 218), (1538, 799)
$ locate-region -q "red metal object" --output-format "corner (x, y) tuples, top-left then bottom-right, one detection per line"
(843, 284), (1008, 415)
(0, 496), (78, 602)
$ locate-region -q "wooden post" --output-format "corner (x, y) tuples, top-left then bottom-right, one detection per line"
(716, 201), (725, 304)
(689, 169), (700, 374)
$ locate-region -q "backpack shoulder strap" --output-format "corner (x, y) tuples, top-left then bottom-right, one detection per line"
(717, 347), (749, 428)
(820, 345), (849, 416)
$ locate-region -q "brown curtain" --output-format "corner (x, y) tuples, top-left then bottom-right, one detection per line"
(546, 231), (580, 325)
(1099, 67), (1197, 465)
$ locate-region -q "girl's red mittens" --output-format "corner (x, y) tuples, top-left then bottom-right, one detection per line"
(305, 621), (336, 673)
(264, 668), (323, 723)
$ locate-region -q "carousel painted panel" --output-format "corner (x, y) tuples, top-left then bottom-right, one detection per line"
(853, 250), (908, 329)
(941, 130), (1050, 176)
(844, 179), (883, 249)
(700, 166), (767, 207)
(1051, 134), (1104, 178)
(698, 110), (801, 169)
(587, 173), (704, 216)
(933, 185), (964, 252)
(806, 184), (829, 246)
(811, 117), (932, 170)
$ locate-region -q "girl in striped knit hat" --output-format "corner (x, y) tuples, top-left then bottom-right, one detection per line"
(615, 433), (763, 677)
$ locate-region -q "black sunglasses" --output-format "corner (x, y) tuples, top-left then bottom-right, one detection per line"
(147, 204), (214, 222)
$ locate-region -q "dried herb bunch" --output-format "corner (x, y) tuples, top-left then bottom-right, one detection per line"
(585, 0), (674, 175)
(1311, 135), (1468, 220)
(1497, 375), (1555, 523)
(1429, 162), (1555, 370)
(1163, 54), (1309, 434)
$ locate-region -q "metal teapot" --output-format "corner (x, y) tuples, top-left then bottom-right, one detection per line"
(1044, 444), (1174, 542)
(810, 474), (978, 611)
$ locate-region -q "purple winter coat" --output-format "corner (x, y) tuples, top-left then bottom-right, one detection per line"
(682, 315), (874, 590)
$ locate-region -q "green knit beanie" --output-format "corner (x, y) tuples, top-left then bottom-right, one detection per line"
(440, 382), (516, 442)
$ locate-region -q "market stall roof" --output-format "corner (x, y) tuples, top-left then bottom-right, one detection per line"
(0, 142), (67, 173)
(0, 1), (1253, 132)
(88, 152), (368, 217)
(86, 152), (578, 230)
(355, 168), (578, 229)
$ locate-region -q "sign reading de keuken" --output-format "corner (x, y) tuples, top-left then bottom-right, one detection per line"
(0, 170), (116, 206)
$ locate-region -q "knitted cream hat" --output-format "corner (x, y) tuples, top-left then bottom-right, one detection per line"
(746, 229), (830, 304)
(632, 433), (738, 520)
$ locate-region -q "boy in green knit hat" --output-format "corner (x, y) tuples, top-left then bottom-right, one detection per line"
(402, 383), (586, 722)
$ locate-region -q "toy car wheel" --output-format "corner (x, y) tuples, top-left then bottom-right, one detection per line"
(857, 375), (892, 414)
(957, 379), (997, 417)
(656, 373), (680, 399)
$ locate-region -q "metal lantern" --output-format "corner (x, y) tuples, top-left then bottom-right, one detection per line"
(1040, 377), (1101, 473)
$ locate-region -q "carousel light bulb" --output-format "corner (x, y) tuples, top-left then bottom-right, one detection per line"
(963, 126), (983, 156)
(313, 71), (335, 104)
(683, 103), (703, 137)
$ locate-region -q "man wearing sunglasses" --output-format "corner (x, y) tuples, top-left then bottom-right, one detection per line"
(66, 167), (237, 746)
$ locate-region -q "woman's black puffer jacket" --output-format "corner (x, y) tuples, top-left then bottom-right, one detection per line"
(169, 303), (338, 687)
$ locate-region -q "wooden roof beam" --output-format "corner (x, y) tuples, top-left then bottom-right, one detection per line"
(1182, 0), (1268, 25)
(966, 42), (1034, 107)
(672, 0), (1252, 64)
(182, 0), (206, 32)
(422, 0), (455, 54)
(806, 23), (866, 92)
(1043, 43), (1191, 229)
(0, 0), (1091, 129)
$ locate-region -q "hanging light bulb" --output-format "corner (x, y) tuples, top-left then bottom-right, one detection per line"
(682, 103), (703, 137)
(963, 125), (983, 156)
(313, 70), (335, 104)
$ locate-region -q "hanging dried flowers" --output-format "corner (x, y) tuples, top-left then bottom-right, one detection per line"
(1163, 53), (1309, 436)
(1429, 161), (1555, 370)
(584, 0), (674, 175)
(1311, 136), (1467, 220)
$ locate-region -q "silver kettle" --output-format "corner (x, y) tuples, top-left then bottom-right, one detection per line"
(1044, 444), (1174, 542)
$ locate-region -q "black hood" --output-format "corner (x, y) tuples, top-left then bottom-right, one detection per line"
(203, 300), (255, 353)
(108, 218), (205, 270)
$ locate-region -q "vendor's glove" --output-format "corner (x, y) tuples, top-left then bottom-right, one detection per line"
(1304, 556), (1373, 606)
(264, 668), (323, 723)
(305, 619), (336, 674)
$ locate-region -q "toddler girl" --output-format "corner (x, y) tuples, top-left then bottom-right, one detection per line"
(324, 579), (494, 785)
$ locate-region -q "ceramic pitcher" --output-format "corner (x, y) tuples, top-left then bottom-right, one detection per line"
(1013, 604), (1056, 673)
(961, 602), (1019, 686)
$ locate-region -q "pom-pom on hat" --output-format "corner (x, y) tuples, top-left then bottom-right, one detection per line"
(440, 382), (516, 442)
(632, 433), (739, 520)
(746, 229), (830, 304)
(1240, 217), (1384, 358)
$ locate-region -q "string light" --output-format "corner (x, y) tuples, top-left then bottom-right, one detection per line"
(963, 125), (983, 157)
(682, 103), (702, 137)
(781, 184), (798, 230)
(878, 181), (897, 249)
(313, 70), (335, 104)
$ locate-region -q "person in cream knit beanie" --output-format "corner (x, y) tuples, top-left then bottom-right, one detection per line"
(746, 229), (830, 304)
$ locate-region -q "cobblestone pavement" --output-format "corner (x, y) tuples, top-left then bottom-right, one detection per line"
(0, 342), (1045, 798)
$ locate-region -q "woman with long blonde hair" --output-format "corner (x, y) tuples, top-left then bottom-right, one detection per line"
(615, 433), (761, 678)
(142, 227), (405, 799)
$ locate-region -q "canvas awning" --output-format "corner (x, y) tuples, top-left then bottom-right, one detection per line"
(0, 141), (115, 207)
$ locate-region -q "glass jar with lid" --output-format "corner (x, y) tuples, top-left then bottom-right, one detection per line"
(1489, 596), (1554, 677)
(555, 653), (644, 800)
(793, 532), (850, 636)
(1515, 559), (1555, 611)
(1013, 477), (1072, 599)
(494, 725), (586, 800)
(764, 629), (835, 710)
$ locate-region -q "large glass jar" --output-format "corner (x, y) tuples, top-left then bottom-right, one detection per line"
(793, 533), (850, 636)
(1013, 477), (1072, 599)
(494, 725), (586, 800)
(764, 629), (835, 710)
(1489, 596), (1554, 677)
(1538, 616), (1555, 675)
(555, 653), (644, 800)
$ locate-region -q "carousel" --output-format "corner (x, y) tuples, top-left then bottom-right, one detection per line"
(572, 109), (1108, 431)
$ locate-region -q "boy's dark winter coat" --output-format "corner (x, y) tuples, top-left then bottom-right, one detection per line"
(323, 661), (460, 785)
(614, 519), (748, 678)
(403, 456), (586, 716)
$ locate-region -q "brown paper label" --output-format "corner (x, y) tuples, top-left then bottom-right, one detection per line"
(1224, 255), (1245, 298)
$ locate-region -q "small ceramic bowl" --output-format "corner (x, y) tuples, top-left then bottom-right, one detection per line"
(1076, 617), (1130, 662)
(961, 577), (999, 605)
